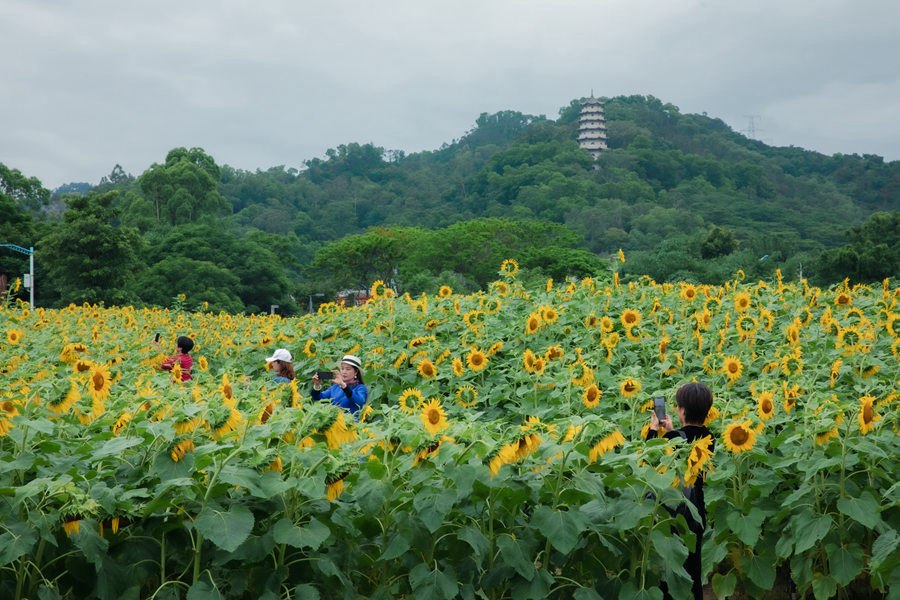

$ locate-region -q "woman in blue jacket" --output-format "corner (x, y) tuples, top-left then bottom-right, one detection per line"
(311, 354), (367, 416)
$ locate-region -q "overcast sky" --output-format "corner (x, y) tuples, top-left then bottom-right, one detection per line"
(2, 0), (899, 189)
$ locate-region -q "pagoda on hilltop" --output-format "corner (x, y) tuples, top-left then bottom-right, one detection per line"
(577, 93), (608, 159)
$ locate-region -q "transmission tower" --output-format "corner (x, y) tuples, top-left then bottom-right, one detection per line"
(743, 114), (762, 139)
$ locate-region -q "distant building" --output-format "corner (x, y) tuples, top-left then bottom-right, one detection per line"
(578, 93), (608, 159)
(336, 289), (371, 307)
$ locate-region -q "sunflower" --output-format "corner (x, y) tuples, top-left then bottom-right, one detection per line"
(303, 339), (317, 357)
(456, 385), (478, 408)
(782, 382), (802, 413)
(620, 309), (641, 329)
(722, 356), (743, 384)
(487, 341), (504, 356)
(582, 385), (602, 409)
(757, 392), (776, 421)
(416, 359), (437, 379)
(680, 284), (697, 302)
(170, 438), (196, 463)
(723, 421), (756, 453)
(220, 373), (235, 406)
(544, 345), (563, 361)
(325, 467), (352, 501)
(588, 430), (625, 462)
(48, 383), (80, 414)
(541, 305), (559, 324)
(438, 285), (453, 298)
(486, 443), (518, 477)
(525, 312), (542, 335)
(733, 292), (751, 313)
(73, 359), (94, 374)
(211, 407), (244, 439)
(500, 258), (519, 277)
(683, 435), (714, 486)
(393, 352), (408, 369)
(370, 280), (389, 299)
(463, 310), (485, 330)
(857, 395), (881, 434)
(491, 281), (510, 296)
(87, 364), (113, 403)
(197, 356), (208, 371)
(619, 377), (641, 398)
(451, 357), (465, 377)
(323, 411), (357, 448)
(545, 278), (554, 292)
(834, 291), (852, 306)
(6, 329), (24, 345)
(467, 348), (488, 372)
(420, 398), (448, 435)
(62, 516), (81, 538)
(112, 412), (132, 436)
(398, 388), (424, 414)
(571, 361), (594, 386)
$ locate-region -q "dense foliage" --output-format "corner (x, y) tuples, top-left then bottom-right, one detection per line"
(1, 95), (898, 312)
(1, 264), (897, 599)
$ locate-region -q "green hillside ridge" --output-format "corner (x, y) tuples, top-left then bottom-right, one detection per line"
(2, 95), (898, 312)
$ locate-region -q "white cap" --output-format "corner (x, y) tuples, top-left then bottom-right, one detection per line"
(266, 348), (292, 363)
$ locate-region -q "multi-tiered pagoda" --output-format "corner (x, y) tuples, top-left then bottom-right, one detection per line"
(577, 93), (608, 159)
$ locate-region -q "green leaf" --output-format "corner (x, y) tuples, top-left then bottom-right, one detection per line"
(871, 528), (899, 569)
(827, 543), (863, 586)
(836, 493), (882, 530)
(531, 505), (587, 554)
(725, 507), (766, 546)
(187, 581), (223, 600)
(793, 512), (833, 554)
(712, 571), (736, 599)
(617, 581), (663, 600)
(0, 521), (37, 565)
(408, 562), (459, 600)
(292, 584), (321, 600)
(574, 587), (604, 600)
(91, 436), (143, 461)
(73, 522), (109, 567)
(380, 534), (411, 561)
(497, 534), (535, 580)
(745, 553), (775, 590)
(195, 504), (254, 553)
(458, 526), (490, 562)
(811, 572), (837, 600)
(649, 528), (689, 566)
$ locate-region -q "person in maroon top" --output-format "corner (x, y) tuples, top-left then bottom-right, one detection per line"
(160, 335), (194, 381)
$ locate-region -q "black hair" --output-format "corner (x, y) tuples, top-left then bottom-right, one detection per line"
(675, 382), (713, 425)
(177, 336), (194, 354)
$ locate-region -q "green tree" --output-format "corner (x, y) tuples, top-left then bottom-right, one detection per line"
(41, 191), (143, 305)
(817, 211), (900, 283)
(700, 225), (740, 259)
(0, 163), (50, 214)
(138, 147), (230, 226)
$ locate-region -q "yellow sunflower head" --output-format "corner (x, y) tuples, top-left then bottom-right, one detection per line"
(467, 348), (488, 372)
(416, 359), (437, 379)
(525, 312), (542, 335)
(857, 395), (881, 434)
(499, 258), (519, 277)
(398, 388), (424, 414)
(420, 398), (448, 435)
(620, 377), (642, 398)
(723, 421), (756, 453)
(722, 356), (743, 383)
(456, 385), (478, 408)
(757, 391), (776, 421)
(621, 309), (641, 329)
(582, 385), (602, 409)
(438, 285), (453, 298)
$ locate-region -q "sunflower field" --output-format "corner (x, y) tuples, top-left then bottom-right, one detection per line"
(1, 264), (898, 600)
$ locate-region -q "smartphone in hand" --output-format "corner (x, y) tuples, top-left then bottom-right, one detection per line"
(653, 396), (666, 422)
(154, 332), (161, 343)
(316, 370), (334, 381)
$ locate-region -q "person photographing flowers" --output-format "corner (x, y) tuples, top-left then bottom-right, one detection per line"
(311, 354), (367, 416)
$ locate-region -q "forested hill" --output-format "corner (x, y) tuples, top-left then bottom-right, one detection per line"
(2, 95), (898, 313)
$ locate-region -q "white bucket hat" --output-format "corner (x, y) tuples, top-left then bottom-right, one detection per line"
(266, 348), (293, 363)
(341, 354), (363, 375)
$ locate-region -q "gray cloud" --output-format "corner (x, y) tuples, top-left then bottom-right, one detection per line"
(1, 0), (898, 188)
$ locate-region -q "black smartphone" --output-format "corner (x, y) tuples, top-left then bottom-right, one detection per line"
(316, 370), (334, 381)
(653, 396), (666, 422)
(154, 332), (161, 343)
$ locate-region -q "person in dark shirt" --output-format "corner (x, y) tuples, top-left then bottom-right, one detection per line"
(645, 382), (715, 600)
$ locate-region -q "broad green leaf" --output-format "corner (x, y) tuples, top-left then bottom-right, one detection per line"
(745, 553), (775, 590)
(827, 543), (863, 586)
(811, 572), (837, 600)
(187, 581), (223, 600)
(617, 581), (663, 600)
(511, 568), (554, 599)
(195, 504), (254, 553)
(725, 507), (766, 546)
(574, 587), (604, 600)
(408, 562), (459, 600)
(292, 584), (321, 600)
(836, 493), (882, 530)
(649, 528), (689, 566)
(871, 528), (899, 569)
(793, 512), (832, 554)
(457, 526), (490, 562)
(613, 500), (653, 531)
(497, 534), (535, 580)
(380, 534), (411, 561)
(531, 505), (587, 554)
(0, 521), (37, 565)
(712, 571), (736, 599)
(91, 436), (143, 461)
(73, 522), (109, 567)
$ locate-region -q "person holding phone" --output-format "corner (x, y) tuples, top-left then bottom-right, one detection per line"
(265, 348), (295, 384)
(158, 335), (194, 382)
(311, 354), (367, 416)
(645, 382), (715, 600)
